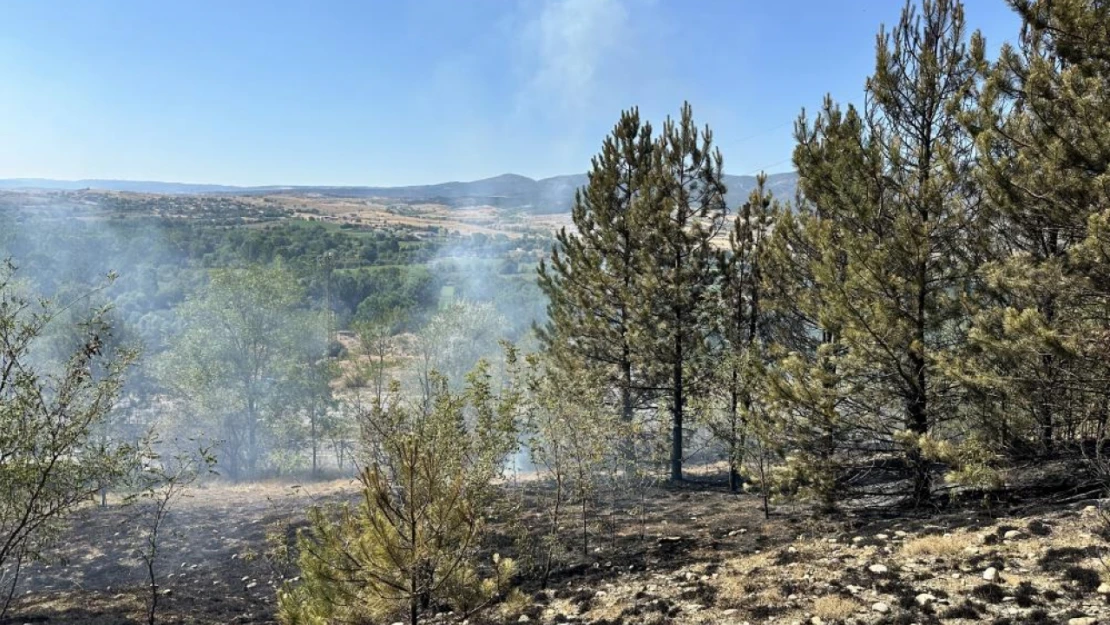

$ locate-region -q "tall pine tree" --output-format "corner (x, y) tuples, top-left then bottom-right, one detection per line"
(959, 0), (1110, 453)
(639, 102), (728, 481)
(792, 0), (982, 503)
(537, 109), (655, 427)
(758, 102), (872, 510)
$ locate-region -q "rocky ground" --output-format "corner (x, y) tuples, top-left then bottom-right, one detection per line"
(523, 501), (1110, 625)
(5, 474), (1110, 625)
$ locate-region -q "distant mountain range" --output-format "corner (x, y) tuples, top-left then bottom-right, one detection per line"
(0, 178), (259, 195)
(0, 172), (798, 214)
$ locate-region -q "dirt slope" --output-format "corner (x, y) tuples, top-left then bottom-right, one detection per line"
(7, 479), (1110, 625)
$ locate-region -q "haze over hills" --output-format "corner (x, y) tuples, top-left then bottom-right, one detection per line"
(0, 178), (262, 195)
(0, 171), (798, 214)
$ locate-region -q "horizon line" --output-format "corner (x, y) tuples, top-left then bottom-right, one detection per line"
(0, 169), (798, 191)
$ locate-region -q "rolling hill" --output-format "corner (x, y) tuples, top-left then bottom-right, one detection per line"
(0, 171), (798, 214)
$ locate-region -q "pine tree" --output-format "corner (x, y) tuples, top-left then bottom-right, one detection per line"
(791, 0), (982, 503)
(713, 175), (776, 492)
(758, 192), (855, 510)
(279, 369), (519, 625)
(958, 0), (1110, 454)
(537, 109), (655, 426)
(639, 102), (728, 481)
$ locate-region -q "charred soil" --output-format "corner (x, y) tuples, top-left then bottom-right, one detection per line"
(7, 468), (1110, 625)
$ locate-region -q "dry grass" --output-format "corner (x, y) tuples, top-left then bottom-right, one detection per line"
(812, 595), (860, 622)
(747, 584), (784, 609)
(717, 552), (790, 614)
(900, 533), (970, 558)
(1042, 525), (1098, 551)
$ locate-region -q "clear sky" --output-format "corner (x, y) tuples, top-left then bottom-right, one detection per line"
(0, 0), (1021, 187)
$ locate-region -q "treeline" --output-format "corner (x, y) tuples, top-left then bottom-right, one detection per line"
(540, 0), (1110, 507)
(0, 212), (548, 339)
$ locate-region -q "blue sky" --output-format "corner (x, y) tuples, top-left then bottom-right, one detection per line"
(0, 1), (1020, 186)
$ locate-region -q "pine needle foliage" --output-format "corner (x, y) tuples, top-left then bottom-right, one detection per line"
(278, 366), (519, 625)
(638, 102), (729, 481)
(784, 0), (982, 504)
(537, 108), (656, 426)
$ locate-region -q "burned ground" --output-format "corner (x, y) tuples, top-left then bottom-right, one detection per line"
(6, 471), (1110, 625)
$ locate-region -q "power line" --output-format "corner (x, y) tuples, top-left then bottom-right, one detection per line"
(739, 156), (794, 177)
(729, 120), (794, 147)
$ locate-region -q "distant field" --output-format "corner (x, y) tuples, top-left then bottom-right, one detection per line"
(0, 188), (563, 241)
(282, 194), (550, 239)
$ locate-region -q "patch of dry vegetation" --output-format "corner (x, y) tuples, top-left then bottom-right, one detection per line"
(716, 550), (797, 622)
(812, 594), (860, 622)
(899, 532), (971, 558)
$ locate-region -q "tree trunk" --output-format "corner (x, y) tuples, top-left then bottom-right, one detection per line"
(757, 442), (770, 519)
(907, 349), (930, 505)
(670, 330), (684, 482)
(728, 376), (741, 492)
(619, 349), (636, 469)
(621, 356), (633, 424)
(1039, 290), (1058, 454)
(246, 389), (258, 480)
(907, 239), (931, 505)
(581, 497), (589, 557)
(310, 402), (319, 478)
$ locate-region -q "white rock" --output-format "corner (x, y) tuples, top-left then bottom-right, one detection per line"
(1099, 583), (1110, 595)
(876, 533), (889, 540)
(869, 564), (889, 574)
(872, 602), (890, 613)
(1003, 530), (1022, 540)
(517, 616), (531, 623)
(915, 593), (936, 607)
(983, 567), (998, 581)
(1068, 618), (1097, 625)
